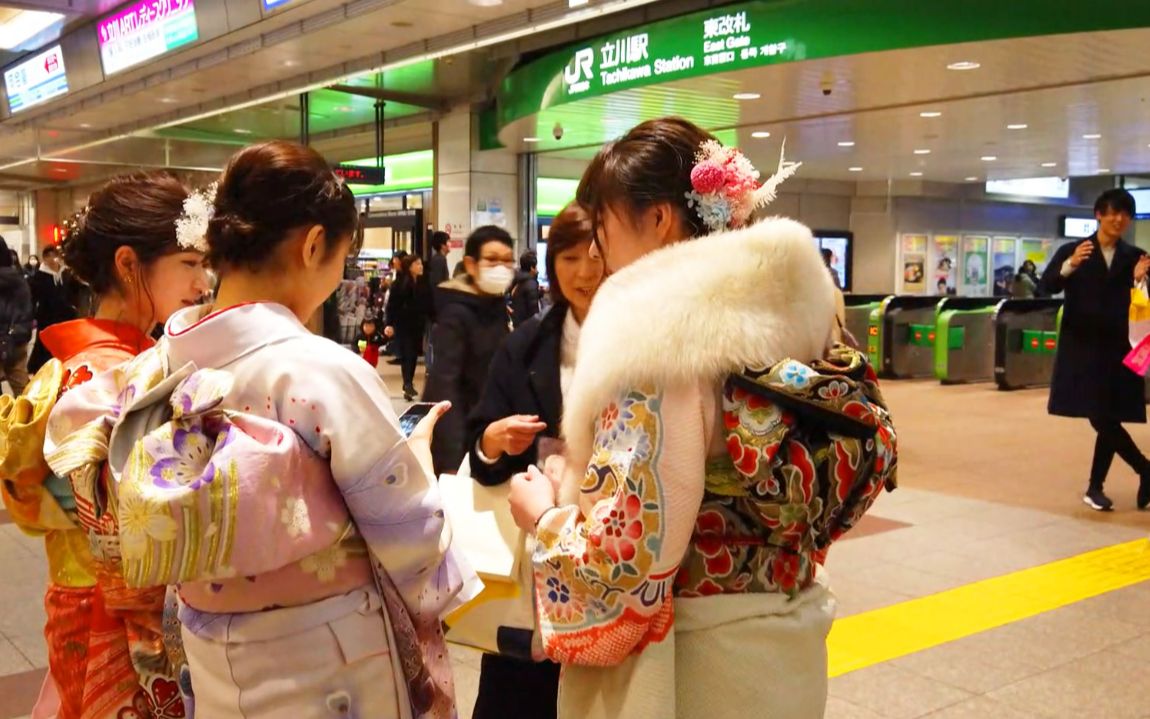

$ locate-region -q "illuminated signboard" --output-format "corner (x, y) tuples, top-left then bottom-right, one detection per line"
(334, 164), (387, 185)
(985, 176), (1069, 199)
(98, 0), (199, 75)
(4, 45), (68, 113)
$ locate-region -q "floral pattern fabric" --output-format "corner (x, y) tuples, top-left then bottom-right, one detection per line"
(676, 344), (897, 599)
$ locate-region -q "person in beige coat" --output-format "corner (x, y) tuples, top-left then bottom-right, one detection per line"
(508, 118), (898, 719)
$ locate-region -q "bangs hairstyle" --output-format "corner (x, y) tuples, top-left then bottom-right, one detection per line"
(545, 202), (594, 309)
(208, 140), (360, 272)
(576, 117), (718, 246)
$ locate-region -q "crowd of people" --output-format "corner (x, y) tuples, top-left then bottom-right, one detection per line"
(0, 116), (900, 719)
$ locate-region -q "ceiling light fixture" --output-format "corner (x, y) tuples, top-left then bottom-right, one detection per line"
(1083, 133), (1102, 139)
(283, 60), (299, 67)
(751, 131), (771, 138)
(1007, 123), (1028, 130)
(919, 111), (942, 118)
(910, 172), (924, 177)
(468, 0), (504, 6)
(1098, 168), (1112, 174)
(234, 128), (253, 135)
(838, 141), (855, 147)
(848, 167), (863, 172)
(981, 155), (997, 161)
(947, 61), (981, 71)
(79, 123), (92, 129)
(914, 149), (931, 155)
(965, 176), (979, 181)
(523, 137), (540, 143)
(0, 10), (64, 50)
(160, 97), (178, 104)
(733, 92), (761, 100)
(1041, 162), (1057, 168)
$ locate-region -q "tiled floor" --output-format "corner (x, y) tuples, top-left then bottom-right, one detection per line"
(3, 370), (1150, 718)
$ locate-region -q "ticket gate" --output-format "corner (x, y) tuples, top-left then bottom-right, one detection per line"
(868, 296), (947, 379)
(993, 299), (1063, 390)
(934, 298), (1005, 384)
(843, 294), (890, 348)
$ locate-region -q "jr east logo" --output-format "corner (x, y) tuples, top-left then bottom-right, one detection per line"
(564, 47), (594, 94)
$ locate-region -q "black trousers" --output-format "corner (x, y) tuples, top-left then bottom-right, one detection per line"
(27, 337), (52, 375)
(396, 330), (421, 389)
(473, 653), (560, 719)
(1089, 418), (1149, 488)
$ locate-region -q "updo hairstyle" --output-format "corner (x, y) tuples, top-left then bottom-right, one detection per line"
(576, 117), (717, 241)
(61, 171), (191, 295)
(207, 140), (359, 272)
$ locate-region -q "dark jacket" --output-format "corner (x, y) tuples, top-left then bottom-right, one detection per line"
(423, 277), (511, 475)
(28, 269), (76, 330)
(1042, 235), (1147, 422)
(510, 272), (541, 328)
(385, 276), (431, 336)
(467, 306), (566, 487)
(427, 253), (450, 301)
(0, 266), (34, 349)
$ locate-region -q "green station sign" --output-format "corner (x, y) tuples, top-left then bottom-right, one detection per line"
(496, 0), (1150, 131)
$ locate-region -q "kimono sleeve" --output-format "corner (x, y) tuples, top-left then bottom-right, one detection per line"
(531, 382), (708, 666)
(295, 346), (475, 618)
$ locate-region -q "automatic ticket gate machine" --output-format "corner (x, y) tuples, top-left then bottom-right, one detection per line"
(993, 299), (1063, 390)
(843, 294), (891, 349)
(934, 298), (1006, 384)
(868, 296), (947, 379)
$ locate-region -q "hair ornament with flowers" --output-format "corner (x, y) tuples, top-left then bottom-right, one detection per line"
(685, 138), (802, 233)
(175, 182), (217, 253)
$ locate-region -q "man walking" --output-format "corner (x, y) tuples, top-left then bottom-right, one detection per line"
(1042, 188), (1150, 511)
(27, 246), (77, 373)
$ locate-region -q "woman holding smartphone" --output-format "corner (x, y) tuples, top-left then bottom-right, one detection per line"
(465, 202), (605, 718)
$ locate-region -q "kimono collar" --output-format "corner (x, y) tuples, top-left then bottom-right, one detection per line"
(40, 319), (154, 363)
(165, 302), (309, 369)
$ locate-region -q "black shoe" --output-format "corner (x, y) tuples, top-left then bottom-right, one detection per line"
(388, 358), (402, 366)
(1138, 473), (1150, 511)
(403, 386), (417, 401)
(1083, 486), (1114, 512)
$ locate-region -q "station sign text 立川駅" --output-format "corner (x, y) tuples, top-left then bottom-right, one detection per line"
(561, 8), (792, 99)
(98, 0), (199, 76)
(4, 45), (68, 113)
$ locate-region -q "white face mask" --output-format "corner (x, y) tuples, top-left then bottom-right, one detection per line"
(476, 265), (515, 295)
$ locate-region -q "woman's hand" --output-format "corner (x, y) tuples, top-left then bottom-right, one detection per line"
(481, 415), (548, 460)
(1136, 256), (1150, 284)
(406, 401), (451, 477)
(509, 465), (557, 532)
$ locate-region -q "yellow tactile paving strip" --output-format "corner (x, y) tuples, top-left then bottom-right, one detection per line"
(827, 538), (1150, 677)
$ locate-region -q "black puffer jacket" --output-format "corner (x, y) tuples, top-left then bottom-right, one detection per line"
(0, 266), (34, 348)
(422, 276), (511, 475)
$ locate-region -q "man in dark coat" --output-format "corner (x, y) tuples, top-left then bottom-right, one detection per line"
(510, 250), (541, 328)
(0, 246), (34, 395)
(424, 231), (451, 368)
(1041, 188), (1150, 511)
(27, 246), (78, 374)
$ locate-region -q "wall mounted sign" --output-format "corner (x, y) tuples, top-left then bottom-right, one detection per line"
(98, 0), (199, 75)
(334, 164), (386, 185)
(4, 44), (68, 113)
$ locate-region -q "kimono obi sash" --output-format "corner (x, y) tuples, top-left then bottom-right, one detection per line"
(674, 345), (898, 600)
(108, 366), (373, 613)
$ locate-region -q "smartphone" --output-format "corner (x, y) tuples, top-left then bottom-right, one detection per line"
(398, 402), (436, 437)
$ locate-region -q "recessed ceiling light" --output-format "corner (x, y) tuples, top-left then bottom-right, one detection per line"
(468, 0), (504, 6)
(1041, 162), (1057, 168)
(914, 149), (931, 155)
(751, 131), (771, 138)
(1098, 168), (1112, 174)
(160, 97), (177, 104)
(733, 92), (761, 101)
(78, 123), (92, 129)
(335, 106), (353, 113)
(234, 128), (253, 135)
(52, 167), (67, 173)
(837, 141), (855, 147)
(919, 111), (943, 118)
(965, 176), (979, 181)
(1007, 123), (1028, 130)
(848, 167), (863, 172)
(909, 172), (924, 177)
(283, 60), (299, 67)
(947, 61), (981, 71)
(1083, 133), (1102, 139)
(981, 156), (997, 161)
(523, 137), (540, 143)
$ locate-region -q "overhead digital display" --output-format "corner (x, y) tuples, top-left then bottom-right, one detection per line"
(985, 176), (1069, 199)
(1060, 217), (1097, 239)
(4, 45), (68, 113)
(98, 0), (199, 75)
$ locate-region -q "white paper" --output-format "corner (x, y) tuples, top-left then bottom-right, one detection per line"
(438, 473), (523, 581)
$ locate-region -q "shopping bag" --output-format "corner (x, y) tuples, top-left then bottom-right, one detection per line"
(440, 456), (536, 658)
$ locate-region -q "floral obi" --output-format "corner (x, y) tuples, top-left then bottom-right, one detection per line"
(107, 367), (372, 613)
(675, 345), (897, 600)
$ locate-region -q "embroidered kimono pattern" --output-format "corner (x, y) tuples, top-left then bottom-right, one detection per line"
(676, 345), (898, 599)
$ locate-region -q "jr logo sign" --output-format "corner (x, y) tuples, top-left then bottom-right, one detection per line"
(563, 47), (594, 94)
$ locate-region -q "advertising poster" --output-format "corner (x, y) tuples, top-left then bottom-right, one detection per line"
(98, 0), (199, 75)
(900, 234), (929, 294)
(992, 237), (1018, 297)
(1020, 238), (1052, 271)
(931, 234), (959, 296)
(962, 236), (990, 294)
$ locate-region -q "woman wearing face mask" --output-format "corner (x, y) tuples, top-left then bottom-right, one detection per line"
(508, 118), (897, 719)
(423, 226), (516, 475)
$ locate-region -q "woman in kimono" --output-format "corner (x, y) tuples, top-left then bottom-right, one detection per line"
(48, 140), (477, 719)
(2, 171), (208, 719)
(508, 118), (897, 719)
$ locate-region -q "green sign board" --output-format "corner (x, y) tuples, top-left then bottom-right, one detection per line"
(496, 0), (1150, 131)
